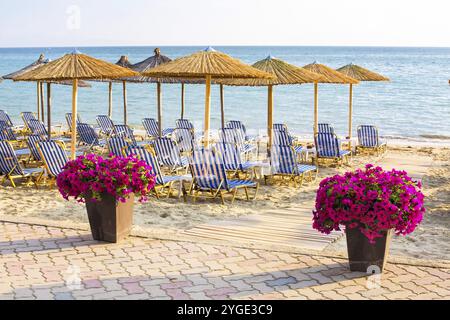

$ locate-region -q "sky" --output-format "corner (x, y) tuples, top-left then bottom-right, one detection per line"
(0, 0), (449, 48)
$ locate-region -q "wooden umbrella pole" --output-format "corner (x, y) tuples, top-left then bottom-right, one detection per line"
(36, 82), (41, 121)
(71, 79), (78, 160)
(157, 82), (162, 137)
(204, 75), (212, 147)
(267, 85), (274, 151)
(314, 82), (319, 137)
(123, 81), (128, 125)
(40, 82), (45, 122)
(348, 84), (354, 148)
(47, 83), (52, 140)
(220, 84), (225, 129)
(181, 83), (185, 120)
(108, 82), (113, 118)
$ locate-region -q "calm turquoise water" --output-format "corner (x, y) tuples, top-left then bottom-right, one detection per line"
(0, 46), (449, 141)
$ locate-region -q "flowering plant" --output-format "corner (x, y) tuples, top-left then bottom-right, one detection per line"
(57, 154), (156, 203)
(313, 164), (425, 243)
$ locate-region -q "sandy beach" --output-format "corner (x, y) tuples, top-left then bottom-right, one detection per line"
(0, 144), (448, 261)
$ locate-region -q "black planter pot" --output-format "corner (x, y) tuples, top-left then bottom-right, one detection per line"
(85, 193), (134, 243)
(345, 227), (392, 273)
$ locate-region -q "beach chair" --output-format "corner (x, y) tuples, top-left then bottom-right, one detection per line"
(37, 141), (69, 181)
(26, 135), (46, 162)
(0, 140), (44, 187)
(273, 123), (300, 143)
(65, 113), (82, 133)
(357, 125), (387, 155)
(269, 144), (318, 187)
(219, 128), (256, 155)
(0, 121), (11, 140)
(173, 128), (195, 154)
(273, 129), (304, 154)
(107, 136), (130, 158)
(113, 124), (139, 146)
(154, 137), (189, 173)
(188, 147), (259, 204)
(28, 119), (48, 137)
(318, 123), (335, 134)
(77, 123), (105, 152)
(0, 110), (14, 127)
(315, 132), (351, 165)
(215, 142), (262, 178)
(226, 120), (257, 142)
(176, 119), (194, 130)
(21, 112), (38, 131)
(96, 115), (115, 137)
(142, 118), (173, 140)
(126, 145), (190, 199)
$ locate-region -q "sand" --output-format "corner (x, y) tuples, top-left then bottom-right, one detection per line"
(0, 145), (449, 261)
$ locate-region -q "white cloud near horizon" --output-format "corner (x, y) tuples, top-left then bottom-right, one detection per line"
(1, 0), (449, 47)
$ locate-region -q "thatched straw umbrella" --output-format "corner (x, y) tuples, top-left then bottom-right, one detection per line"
(217, 56), (325, 147)
(336, 63), (390, 141)
(303, 62), (359, 136)
(3, 54), (91, 139)
(128, 48), (204, 136)
(141, 47), (274, 146)
(14, 51), (138, 159)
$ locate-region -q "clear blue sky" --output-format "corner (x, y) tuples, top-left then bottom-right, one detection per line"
(1, 0), (449, 47)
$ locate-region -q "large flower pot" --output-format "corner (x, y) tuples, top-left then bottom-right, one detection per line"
(85, 193), (134, 243)
(345, 227), (393, 273)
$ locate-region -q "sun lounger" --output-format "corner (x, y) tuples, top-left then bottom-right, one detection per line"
(215, 142), (263, 178)
(142, 118), (173, 140)
(37, 141), (69, 180)
(96, 115), (115, 137)
(188, 147), (259, 204)
(357, 125), (387, 155)
(269, 144), (318, 187)
(26, 135), (46, 162)
(127, 145), (190, 199)
(318, 123), (335, 134)
(154, 137), (189, 173)
(226, 120), (258, 142)
(0, 140), (44, 187)
(107, 136), (130, 158)
(65, 113), (82, 133)
(113, 124), (140, 146)
(21, 112), (38, 132)
(77, 123), (106, 152)
(28, 119), (49, 137)
(176, 119), (194, 130)
(315, 132), (351, 165)
(219, 128), (256, 155)
(173, 128), (195, 154)
(0, 110), (20, 130)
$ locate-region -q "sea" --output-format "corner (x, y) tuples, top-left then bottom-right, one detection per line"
(0, 46), (449, 145)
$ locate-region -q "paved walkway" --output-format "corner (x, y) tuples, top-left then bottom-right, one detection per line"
(0, 222), (449, 300)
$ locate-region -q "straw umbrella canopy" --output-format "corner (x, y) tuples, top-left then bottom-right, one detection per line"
(127, 48), (205, 135)
(336, 63), (390, 141)
(14, 51), (139, 159)
(303, 62), (359, 136)
(217, 55), (325, 147)
(141, 47), (274, 146)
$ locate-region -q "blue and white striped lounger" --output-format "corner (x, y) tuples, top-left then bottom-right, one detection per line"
(107, 136), (130, 158)
(37, 141), (69, 178)
(357, 125), (387, 154)
(0, 140), (44, 187)
(154, 137), (189, 172)
(96, 115), (115, 137)
(188, 147), (259, 204)
(315, 132), (351, 164)
(318, 123), (335, 134)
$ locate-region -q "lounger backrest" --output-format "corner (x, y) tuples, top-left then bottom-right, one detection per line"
(38, 141), (69, 177)
(315, 133), (340, 157)
(226, 120), (248, 136)
(154, 138), (182, 167)
(273, 129), (294, 146)
(127, 145), (164, 185)
(77, 123), (99, 146)
(190, 148), (228, 190)
(26, 135), (45, 161)
(0, 140), (23, 175)
(215, 142), (242, 171)
(65, 113), (82, 132)
(107, 136), (129, 157)
(318, 123), (335, 134)
(0, 121), (8, 139)
(219, 128), (245, 145)
(173, 128), (195, 154)
(114, 125), (137, 145)
(21, 112), (37, 129)
(96, 115), (114, 135)
(358, 125), (379, 148)
(142, 118), (160, 138)
(270, 144), (298, 175)
(273, 124), (288, 132)
(29, 119), (48, 136)
(0, 110), (13, 127)
(176, 119), (194, 130)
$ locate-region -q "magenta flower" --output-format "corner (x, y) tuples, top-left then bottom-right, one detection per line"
(56, 154), (156, 203)
(313, 164), (425, 243)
